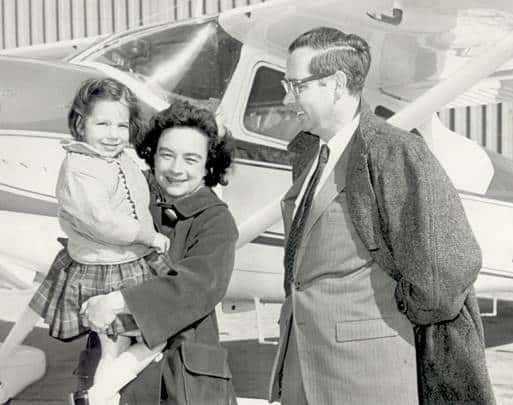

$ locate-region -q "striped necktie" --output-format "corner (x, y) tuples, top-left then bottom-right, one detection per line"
(284, 144), (330, 296)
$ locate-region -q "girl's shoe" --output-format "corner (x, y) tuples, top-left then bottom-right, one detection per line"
(68, 389), (89, 405)
(69, 389), (120, 405)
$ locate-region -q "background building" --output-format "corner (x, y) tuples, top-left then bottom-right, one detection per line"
(0, 0), (512, 159)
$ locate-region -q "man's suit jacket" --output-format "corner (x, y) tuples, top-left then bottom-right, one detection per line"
(270, 102), (495, 405)
(269, 108), (418, 404)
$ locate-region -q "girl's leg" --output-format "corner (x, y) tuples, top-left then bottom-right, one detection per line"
(88, 337), (166, 404)
(0, 306), (40, 358)
(84, 334), (131, 405)
(107, 338), (166, 378)
(93, 334), (131, 385)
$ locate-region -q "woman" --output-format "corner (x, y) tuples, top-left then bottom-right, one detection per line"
(75, 100), (239, 405)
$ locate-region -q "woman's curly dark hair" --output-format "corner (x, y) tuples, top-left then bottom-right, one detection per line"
(136, 100), (235, 187)
(68, 78), (144, 144)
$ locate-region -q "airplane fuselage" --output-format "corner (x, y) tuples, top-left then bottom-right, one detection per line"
(0, 4), (512, 309)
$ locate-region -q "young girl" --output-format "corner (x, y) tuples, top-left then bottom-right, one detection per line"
(0, 78), (169, 405)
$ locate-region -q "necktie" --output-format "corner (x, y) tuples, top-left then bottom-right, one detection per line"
(284, 144), (330, 296)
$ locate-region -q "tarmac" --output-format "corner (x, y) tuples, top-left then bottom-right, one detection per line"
(0, 295), (512, 404)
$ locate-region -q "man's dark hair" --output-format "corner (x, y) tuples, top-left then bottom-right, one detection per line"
(289, 27), (371, 95)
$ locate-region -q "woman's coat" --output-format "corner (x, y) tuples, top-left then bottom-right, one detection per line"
(120, 183), (239, 405)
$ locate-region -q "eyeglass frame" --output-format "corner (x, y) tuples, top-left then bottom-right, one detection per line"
(281, 72), (334, 96)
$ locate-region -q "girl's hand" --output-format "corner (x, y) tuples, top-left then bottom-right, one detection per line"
(151, 232), (170, 253)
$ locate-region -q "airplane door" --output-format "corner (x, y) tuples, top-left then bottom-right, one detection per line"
(221, 59), (303, 302)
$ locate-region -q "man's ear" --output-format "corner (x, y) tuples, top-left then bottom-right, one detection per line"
(334, 71), (347, 100)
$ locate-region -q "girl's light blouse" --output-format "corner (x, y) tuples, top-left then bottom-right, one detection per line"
(56, 141), (157, 264)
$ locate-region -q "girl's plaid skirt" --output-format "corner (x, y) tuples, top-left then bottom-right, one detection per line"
(29, 248), (173, 340)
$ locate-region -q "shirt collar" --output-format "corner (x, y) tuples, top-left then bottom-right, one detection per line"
(323, 113), (360, 158)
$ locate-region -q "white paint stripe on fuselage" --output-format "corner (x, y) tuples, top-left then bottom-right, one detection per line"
(237, 399), (279, 405)
(0, 129), (68, 138)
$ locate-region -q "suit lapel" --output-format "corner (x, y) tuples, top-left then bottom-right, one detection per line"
(301, 140), (352, 241)
(281, 156), (315, 237)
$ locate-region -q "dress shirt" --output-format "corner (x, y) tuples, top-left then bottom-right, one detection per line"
(294, 114), (360, 214)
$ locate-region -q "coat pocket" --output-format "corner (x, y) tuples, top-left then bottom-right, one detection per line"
(178, 341), (235, 405)
(336, 318), (399, 343)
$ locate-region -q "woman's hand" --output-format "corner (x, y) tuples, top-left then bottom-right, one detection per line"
(81, 291), (128, 332)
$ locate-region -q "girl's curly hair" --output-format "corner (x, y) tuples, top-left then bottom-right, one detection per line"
(136, 100), (235, 187)
(68, 78), (144, 144)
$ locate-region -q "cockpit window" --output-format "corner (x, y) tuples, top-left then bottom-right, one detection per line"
(85, 19), (242, 107)
(244, 66), (303, 143)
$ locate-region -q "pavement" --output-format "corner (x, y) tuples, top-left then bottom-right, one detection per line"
(0, 298), (512, 404)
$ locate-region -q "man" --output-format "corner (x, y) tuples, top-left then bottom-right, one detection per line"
(269, 27), (495, 405)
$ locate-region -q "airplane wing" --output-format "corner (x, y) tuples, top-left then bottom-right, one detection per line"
(0, 0), (511, 306)
(220, 0), (513, 107)
(382, 70), (513, 109)
(221, 0), (513, 303)
(0, 35), (107, 60)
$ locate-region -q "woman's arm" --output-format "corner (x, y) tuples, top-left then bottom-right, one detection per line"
(121, 206), (238, 348)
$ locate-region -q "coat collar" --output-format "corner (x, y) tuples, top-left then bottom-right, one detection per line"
(281, 147), (317, 234)
(344, 101), (385, 251)
(282, 154), (315, 205)
(61, 139), (125, 161)
(146, 172), (225, 219)
(348, 100), (382, 156)
(165, 187), (226, 218)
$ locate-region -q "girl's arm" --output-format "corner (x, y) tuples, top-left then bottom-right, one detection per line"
(80, 205), (237, 348)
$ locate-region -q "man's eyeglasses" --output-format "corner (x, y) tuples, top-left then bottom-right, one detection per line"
(281, 72), (334, 96)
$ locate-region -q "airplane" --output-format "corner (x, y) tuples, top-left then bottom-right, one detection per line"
(1, 0), (513, 402)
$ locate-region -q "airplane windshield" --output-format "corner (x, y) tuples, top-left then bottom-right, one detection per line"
(86, 20), (242, 106)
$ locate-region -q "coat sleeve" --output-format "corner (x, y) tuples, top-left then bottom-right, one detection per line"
(121, 206), (238, 348)
(374, 137), (482, 325)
